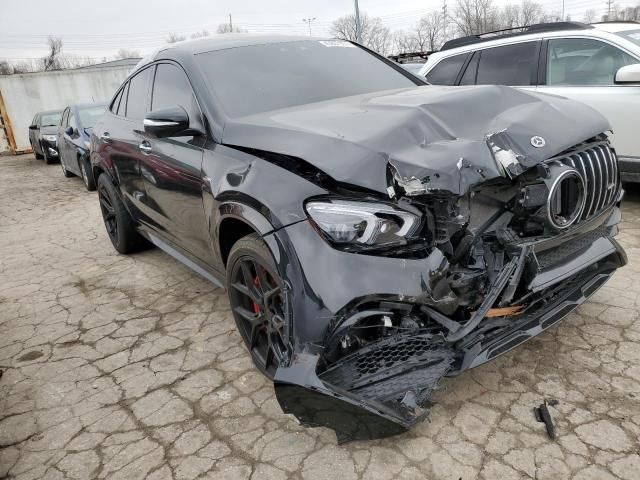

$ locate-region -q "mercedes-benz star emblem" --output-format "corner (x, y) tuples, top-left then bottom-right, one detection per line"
(530, 136), (546, 148)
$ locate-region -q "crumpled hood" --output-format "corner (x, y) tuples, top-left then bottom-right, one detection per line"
(222, 85), (610, 195)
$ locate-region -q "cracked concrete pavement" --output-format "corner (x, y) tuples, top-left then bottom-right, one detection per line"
(1, 153), (640, 480)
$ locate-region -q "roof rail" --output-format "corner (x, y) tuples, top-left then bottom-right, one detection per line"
(441, 22), (593, 51)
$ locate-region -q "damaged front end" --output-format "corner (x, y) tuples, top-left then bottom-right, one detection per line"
(271, 132), (626, 442)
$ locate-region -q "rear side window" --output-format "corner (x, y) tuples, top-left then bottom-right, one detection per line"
(426, 54), (468, 85)
(69, 111), (77, 130)
(61, 109), (69, 127)
(110, 87), (124, 114)
(151, 63), (198, 117)
(460, 52), (479, 85)
(117, 83), (129, 116)
(546, 38), (639, 86)
(476, 42), (538, 86)
(125, 67), (153, 120)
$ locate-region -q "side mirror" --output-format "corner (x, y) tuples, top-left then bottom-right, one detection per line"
(65, 126), (74, 136)
(29, 124), (38, 130)
(615, 64), (640, 84)
(143, 106), (190, 138)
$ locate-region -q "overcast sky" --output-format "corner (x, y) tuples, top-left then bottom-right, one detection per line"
(1, 0), (637, 61)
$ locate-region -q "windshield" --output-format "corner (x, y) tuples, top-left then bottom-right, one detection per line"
(78, 105), (106, 129)
(197, 40), (420, 118)
(615, 29), (640, 48)
(40, 112), (61, 126)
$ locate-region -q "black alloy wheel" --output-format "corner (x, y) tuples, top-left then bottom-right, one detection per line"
(227, 234), (290, 379)
(98, 182), (118, 245)
(96, 174), (149, 254)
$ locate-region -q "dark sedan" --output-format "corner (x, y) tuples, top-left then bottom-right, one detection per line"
(91, 35), (626, 442)
(58, 102), (107, 190)
(28, 109), (62, 163)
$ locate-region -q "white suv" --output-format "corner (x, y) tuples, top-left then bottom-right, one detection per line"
(420, 22), (640, 181)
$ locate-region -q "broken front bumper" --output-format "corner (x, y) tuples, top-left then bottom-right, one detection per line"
(265, 206), (626, 442)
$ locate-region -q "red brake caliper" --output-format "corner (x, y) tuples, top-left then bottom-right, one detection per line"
(252, 275), (261, 314)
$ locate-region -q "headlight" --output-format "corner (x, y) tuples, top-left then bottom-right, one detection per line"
(43, 135), (57, 142)
(306, 199), (421, 249)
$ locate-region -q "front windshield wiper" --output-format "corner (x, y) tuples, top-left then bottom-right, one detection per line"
(41, 124), (58, 127)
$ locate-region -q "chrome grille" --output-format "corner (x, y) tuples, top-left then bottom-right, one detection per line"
(560, 143), (620, 221)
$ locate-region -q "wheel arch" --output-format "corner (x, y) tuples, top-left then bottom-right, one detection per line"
(217, 205), (274, 267)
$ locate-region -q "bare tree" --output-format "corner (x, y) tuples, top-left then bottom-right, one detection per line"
(0, 61), (12, 75)
(115, 48), (140, 59)
(393, 31), (418, 54)
(519, 0), (544, 26)
(330, 13), (392, 55)
(166, 33), (186, 43)
(583, 9), (597, 23)
(414, 11), (444, 51)
(42, 36), (63, 71)
(191, 29), (210, 39)
(216, 24), (247, 34)
(453, 0), (501, 36)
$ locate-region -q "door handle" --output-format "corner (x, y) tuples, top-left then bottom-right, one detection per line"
(100, 132), (112, 143)
(138, 141), (152, 154)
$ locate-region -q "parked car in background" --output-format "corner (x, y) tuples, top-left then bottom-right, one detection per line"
(399, 62), (425, 74)
(28, 109), (62, 164)
(92, 35), (625, 442)
(58, 102), (107, 190)
(420, 21), (640, 181)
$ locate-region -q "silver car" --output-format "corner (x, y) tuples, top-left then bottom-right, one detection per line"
(421, 21), (640, 181)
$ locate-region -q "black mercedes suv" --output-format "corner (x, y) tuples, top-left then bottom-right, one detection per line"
(91, 35), (626, 442)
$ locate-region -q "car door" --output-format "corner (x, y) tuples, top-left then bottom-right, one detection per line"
(58, 109), (70, 170)
(138, 62), (212, 263)
(102, 67), (154, 218)
(29, 113), (40, 152)
(537, 37), (640, 159)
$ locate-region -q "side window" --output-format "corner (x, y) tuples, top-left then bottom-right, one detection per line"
(151, 63), (199, 118)
(547, 38), (639, 86)
(110, 87), (124, 114)
(125, 67), (153, 120)
(117, 82), (129, 117)
(426, 54), (468, 85)
(460, 52), (479, 85)
(69, 111), (77, 131)
(476, 42), (539, 86)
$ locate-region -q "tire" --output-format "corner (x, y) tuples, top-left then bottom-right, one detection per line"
(43, 145), (54, 164)
(32, 142), (43, 160)
(80, 156), (96, 191)
(61, 159), (74, 178)
(97, 174), (148, 254)
(226, 233), (290, 379)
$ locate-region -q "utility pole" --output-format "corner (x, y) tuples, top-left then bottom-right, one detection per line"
(562, 0), (565, 21)
(442, 0), (447, 43)
(606, 0), (614, 19)
(354, 0), (362, 43)
(229, 13), (233, 32)
(302, 17), (316, 36)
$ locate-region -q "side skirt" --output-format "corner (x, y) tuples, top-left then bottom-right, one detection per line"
(139, 228), (225, 289)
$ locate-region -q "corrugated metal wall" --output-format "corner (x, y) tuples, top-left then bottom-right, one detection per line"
(0, 66), (132, 154)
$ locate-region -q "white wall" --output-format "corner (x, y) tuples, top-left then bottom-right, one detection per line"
(0, 66), (132, 153)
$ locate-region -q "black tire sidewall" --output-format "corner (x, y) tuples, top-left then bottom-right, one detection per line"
(97, 174), (144, 254)
(81, 157), (96, 191)
(226, 233), (286, 379)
